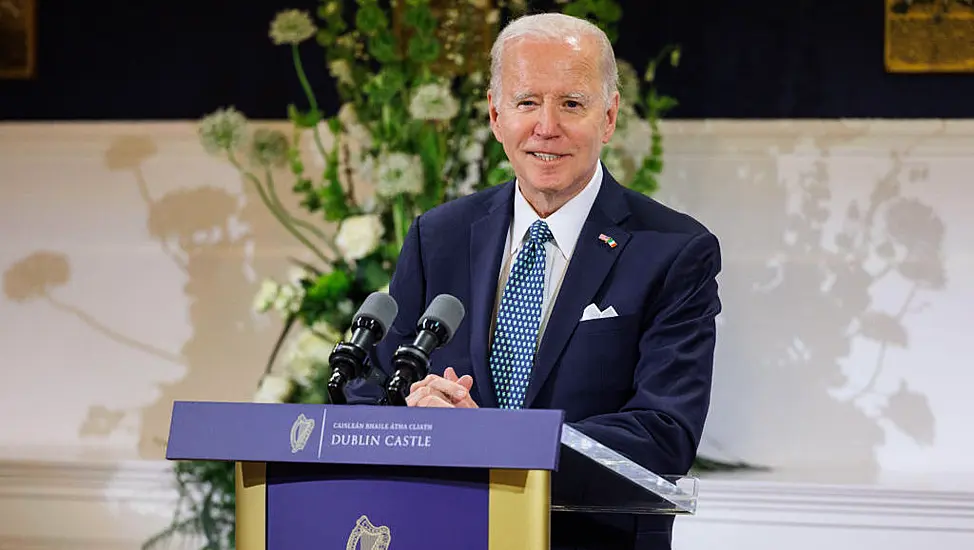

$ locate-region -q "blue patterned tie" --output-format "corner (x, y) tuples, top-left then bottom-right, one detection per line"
(489, 219), (553, 409)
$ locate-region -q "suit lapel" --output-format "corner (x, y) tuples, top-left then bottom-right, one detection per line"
(523, 174), (631, 408)
(468, 182), (514, 408)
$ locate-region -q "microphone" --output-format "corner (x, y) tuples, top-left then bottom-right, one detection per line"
(326, 292), (399, 405)
(385, 294), (466, 406)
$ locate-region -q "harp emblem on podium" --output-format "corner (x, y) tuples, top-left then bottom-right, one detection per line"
(346, 515), (392, 550)
(289, 413), (315, 454)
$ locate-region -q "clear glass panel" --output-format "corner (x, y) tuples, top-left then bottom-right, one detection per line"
(551, 424), (698, 515)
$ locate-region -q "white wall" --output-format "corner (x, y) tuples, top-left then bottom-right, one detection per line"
(1, 120), (973, 548)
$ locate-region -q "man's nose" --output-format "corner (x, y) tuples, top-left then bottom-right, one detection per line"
(533, 103), (561, 138)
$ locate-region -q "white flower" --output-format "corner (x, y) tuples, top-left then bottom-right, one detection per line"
(247, 127), (289, 167)
(284, 327), (340, 386)
(273, 283), (304, 314)
(329, 59), (354, 86)
(287, 266), (314, 286)
(269, 10), (316, 46)
(254, 374), (294, 403)
(617, 60), (641, 106)
(614, 114), (653, 166)
(461, 139), (484, 164)
(376, 151), (424, 198)
(299, 107), (374, 200)
(472, 125), (492, 142)
(198, 107), (247, 155)
(338, 104), (373, 149)
(253, 279), (280, 313)
(408, 82), (460, 121)
(335, 214), (385, 261)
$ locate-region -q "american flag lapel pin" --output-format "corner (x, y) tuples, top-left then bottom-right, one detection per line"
(598, 233), (617, 248)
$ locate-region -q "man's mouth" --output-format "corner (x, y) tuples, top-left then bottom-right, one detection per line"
(529, 152), (567, 162)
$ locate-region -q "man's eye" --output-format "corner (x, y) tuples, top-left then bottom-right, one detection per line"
(565, 101), (581, 108)
(518, 100), (536, 107)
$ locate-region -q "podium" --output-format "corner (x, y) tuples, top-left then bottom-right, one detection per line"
(166, 401), (698, 550)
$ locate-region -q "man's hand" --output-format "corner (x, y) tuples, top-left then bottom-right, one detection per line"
(406, 367), (479, 408)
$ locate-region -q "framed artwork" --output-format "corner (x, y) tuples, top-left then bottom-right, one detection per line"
(885, 0), (974, 72)
(0, 0), (36, 79)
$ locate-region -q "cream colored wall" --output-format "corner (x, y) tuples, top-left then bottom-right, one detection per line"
(0, 121), (320, 463)
(1, 120), (973, 548)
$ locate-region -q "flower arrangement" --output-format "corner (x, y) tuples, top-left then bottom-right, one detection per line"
(145, 1), (685, 548)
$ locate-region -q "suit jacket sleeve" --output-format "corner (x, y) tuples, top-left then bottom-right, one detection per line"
(565, 231), (722, 479)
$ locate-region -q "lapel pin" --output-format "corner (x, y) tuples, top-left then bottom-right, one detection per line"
(598, 233), (617, 248)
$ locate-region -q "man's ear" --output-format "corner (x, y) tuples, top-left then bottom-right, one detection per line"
(602, 91), (620, 144)
(487, 91), (503, 142)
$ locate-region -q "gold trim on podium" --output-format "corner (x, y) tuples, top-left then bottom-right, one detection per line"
(488, 469), (550, 550)
(235, 462), (267, 550)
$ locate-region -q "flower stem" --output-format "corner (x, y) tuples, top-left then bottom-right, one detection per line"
(264, 169), (341, 258)
(228, 153), (330, 265)
(264, 313), (297, 377)
(393, 196), (406, 252)
(291, 44), (332, 190)
(292, 44), (318, 113)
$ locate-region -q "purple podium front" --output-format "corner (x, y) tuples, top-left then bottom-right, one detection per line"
(166, 401), (563, 550)
(166, 401), (699, 550)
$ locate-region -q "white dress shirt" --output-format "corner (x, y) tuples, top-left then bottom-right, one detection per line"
(491, 162), (603, 343)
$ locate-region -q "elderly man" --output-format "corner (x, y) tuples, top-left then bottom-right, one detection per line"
(352, 12), (722, 550)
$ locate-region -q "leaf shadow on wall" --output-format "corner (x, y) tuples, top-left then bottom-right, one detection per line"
(660, 129), (946, 478)
(73, 134), (285, 458)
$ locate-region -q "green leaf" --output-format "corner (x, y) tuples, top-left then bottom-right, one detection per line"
(306, 270), (352, 303)
(407, 35), (441, 64)
(368, 30), (400, 63)
(404, 4), (437, 34)
(594, 0), (623, 22)
(316, 29), (338, 47)
(319, 179), (349, 221)
(644, 61), (657, 83)
(292, 177), (313, 194)
(355, 2), (388, 35)
(287, 104), (322, 128)
(669, 48), (681, 67)
(651, 94), (679, 113)
(357, 256), (392, 290)
(414, 124), (443, 209)
(364, 68), (406, 106)
(287, 148), (305, 175)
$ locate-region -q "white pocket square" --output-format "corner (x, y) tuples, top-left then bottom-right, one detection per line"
(580, 303), (618, 322)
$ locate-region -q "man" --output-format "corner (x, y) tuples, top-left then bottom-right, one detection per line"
(352, 12), (721, 550)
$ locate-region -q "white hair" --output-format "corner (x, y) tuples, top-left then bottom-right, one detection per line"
(489, 13), (619, 106)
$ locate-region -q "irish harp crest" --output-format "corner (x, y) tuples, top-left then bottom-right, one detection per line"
(289, 413), (314, 454)
(346, 515), (392, 550)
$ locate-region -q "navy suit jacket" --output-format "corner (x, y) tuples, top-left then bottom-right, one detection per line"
(349, 167), (721, 549)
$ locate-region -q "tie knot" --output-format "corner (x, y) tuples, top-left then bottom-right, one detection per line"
(528, 219), (553, 245)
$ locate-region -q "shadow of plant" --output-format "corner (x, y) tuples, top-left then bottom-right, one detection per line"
(661, 129), (947, 476)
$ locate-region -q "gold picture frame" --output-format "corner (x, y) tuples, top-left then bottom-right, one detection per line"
(0, 0), (37, 79)
(885, 0), (974, 72)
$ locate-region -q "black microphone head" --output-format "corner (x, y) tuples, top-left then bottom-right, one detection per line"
(353, 292), (399, 339)
(422, 294), (465, 344)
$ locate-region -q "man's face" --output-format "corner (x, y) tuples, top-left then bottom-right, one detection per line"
(488, 35), (619, 212)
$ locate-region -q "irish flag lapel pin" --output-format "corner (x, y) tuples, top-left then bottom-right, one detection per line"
(598, 233), (617, 248)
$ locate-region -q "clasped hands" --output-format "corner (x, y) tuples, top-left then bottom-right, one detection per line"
(406, 367), (479, 408)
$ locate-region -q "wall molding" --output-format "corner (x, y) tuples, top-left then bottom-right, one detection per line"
(693, 476), (974, 533)
(1, 458), (972, 549)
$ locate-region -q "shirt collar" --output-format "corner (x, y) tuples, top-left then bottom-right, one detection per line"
(510, 161), (603, 259)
